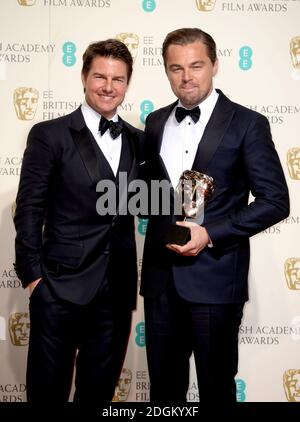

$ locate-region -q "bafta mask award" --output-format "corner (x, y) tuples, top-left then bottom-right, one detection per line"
(165, 170), (215, 245)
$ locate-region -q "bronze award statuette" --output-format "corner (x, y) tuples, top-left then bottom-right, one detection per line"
(165, 170), (215, 246)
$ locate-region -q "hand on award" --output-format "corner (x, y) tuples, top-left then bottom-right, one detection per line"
(166, 222), (209, 256)
(164, 170), (215, 247)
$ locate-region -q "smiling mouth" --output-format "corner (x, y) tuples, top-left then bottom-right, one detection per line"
(99, 95), (115, 100)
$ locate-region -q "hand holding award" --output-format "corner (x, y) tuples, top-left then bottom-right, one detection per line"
(165, 170), (215, 246)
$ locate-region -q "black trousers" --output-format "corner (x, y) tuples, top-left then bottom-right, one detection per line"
(144, 281), (244, 402)
(26, 278), (132, 404)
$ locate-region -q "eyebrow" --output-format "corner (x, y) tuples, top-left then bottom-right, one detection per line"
(190, 60), (206, 66)
(169, 60), (206, 68)
(92, 72), (126, 80)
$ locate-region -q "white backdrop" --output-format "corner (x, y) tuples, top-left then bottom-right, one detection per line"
(0, 0), (299, 403)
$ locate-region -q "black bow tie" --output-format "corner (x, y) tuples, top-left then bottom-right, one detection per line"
(175, 106), (200, 124)
(99, 117), (123, 139)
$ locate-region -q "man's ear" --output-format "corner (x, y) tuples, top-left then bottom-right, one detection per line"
(81, 73), (86, 93)
(213, 59), (219, 77)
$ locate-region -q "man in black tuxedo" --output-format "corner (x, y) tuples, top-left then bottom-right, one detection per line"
(140, 28), (289, 402)
(14, 39), (144, 403)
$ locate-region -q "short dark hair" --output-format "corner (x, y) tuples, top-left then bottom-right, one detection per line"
(162, 28), (217, 66)
(82, 39), (133, 83)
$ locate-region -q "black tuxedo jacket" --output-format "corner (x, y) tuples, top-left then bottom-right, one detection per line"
(14, 107), (144, 307)
(140, 90), (289, 303)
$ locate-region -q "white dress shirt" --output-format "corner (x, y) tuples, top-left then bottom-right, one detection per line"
(81, 101), (122, 176)
(160, 89), (219, 189)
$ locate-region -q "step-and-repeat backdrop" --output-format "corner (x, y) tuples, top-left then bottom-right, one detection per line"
(0, 0), (299, 403)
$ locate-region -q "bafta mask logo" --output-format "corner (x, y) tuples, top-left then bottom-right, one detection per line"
(283, 369), (300, 402)
(116, 33), (139, 62)
(290, 37), (300, 80)
(17, 0), (36, 5)
(112, 368), (132, 402)
(290, 37), (300, 70)
(9, 312), (30, 346)
(287, 147), (300, 180)
(11, 200), (17, 220)
(195, 0), (216, 11)
(284, 258), (300, 290)
(14, 87), (39, 121)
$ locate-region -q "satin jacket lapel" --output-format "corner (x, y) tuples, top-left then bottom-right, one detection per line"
(193, 91), (235, 172)
(113, 121), (140, 220)
(69, 107), (101, 186)
(122, 121), (137, 185)
(152, 101), (178, 182)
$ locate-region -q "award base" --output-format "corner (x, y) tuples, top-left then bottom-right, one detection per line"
(164, 224), (191, 246)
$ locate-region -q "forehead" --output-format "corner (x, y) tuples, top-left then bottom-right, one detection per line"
(166, 41), (209, 62)
(87, 55), (128, 75)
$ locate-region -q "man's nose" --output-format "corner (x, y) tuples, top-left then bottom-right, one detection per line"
(182, 69), (192, 82)
(103, 79), (113, 92)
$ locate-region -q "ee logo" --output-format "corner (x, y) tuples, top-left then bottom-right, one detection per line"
(239, 46), (253, 71)
(142, 0), (156, 12)
(62, 42), (76, 67)
(135, 322), (146, 347)
(236, 378), (246, 402)
(137, 218), (148, 236)
(140, 100), (154, 124)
